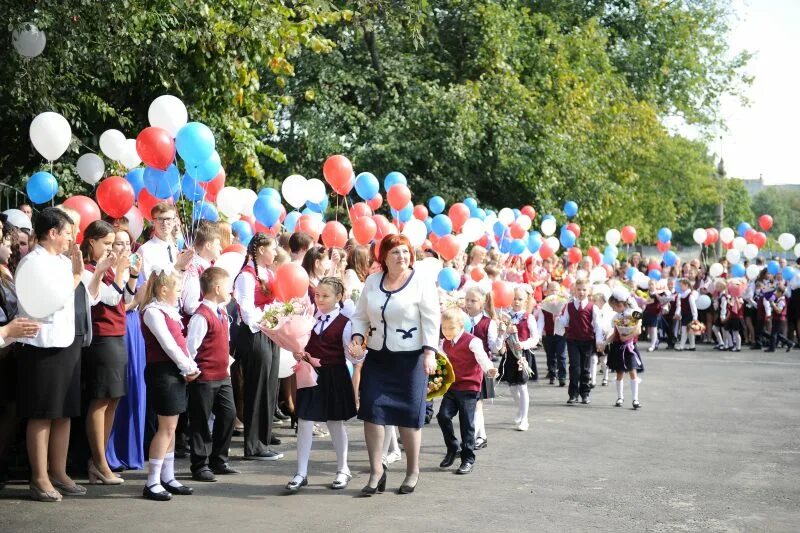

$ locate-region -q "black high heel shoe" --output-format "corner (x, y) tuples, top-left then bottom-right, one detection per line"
(399, 475), (418, 494)
(360, 471), (386, 496)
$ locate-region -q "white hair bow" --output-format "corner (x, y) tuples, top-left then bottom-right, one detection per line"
(151, 263), (177, 276)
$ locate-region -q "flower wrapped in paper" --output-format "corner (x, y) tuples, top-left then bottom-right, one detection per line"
(688, 320), (706, 335)
(613, 313), (642, 337)
(258, 301), (314, 353)
(540, 294), (570, 316)
(426, 351), (456, 401)
(293, 354), (321, 389)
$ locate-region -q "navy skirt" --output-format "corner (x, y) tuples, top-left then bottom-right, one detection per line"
(145, 362), (187, 416)
(607, 342), (644, 373)
(358, 347), (426, 429)
(296, 364), (357, 422)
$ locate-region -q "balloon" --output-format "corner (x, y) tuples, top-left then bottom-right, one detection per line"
(436, 235), (461, 261)
(143, 164), (180, 199)
(657, 240), (671, 253)
(695, 294), (711, 311)
(726, 249), (741, 264)
(258, 187), (281, 204)
(493, 221), (508, 240)
(448, 203), (470, 232)
(566, 222), (581, 239)
(767, 261), (780, 275)
(782, 267), (796, 281)
(492, 280), (514, 308)
(704, 228), (718, 246)
(137, 189), (171, 221)
(625, 266), (637, 280)
(538, 241), (553, 260)
(383, 171), (407, 192)
(744, 228), (757, 244)
(12, 22), (46, 58)
(295, 214), (322, 242)
(719, 227), (735, 244)
(527, 232), (542, 254)
(63, 195), (101, 242)
(709, 263), (724, 278)
(280, 174), (307, 209)
(412, 204), (428, 221)
(795, 243), (800, 258)
(175, 122), (215, 164)
(282, 210), (301, 232)
(605, 228), (621, 246)
(541, 218), (556, 236)
(321, 221), (348, 249)
(148, 95), (188, 137)
(238, 189), (258, 218)
(732, 236), (747, 251)
(402, 219), (427, 248)
(743, 243), (759, 260)
(509, 239), (526, 255)
(498, 208), (515, 225)
(589, 266), (608, 284)
(231, 220), (254, 246)
(119, 138), (142, 169)
(124, 206), (144, 240)
(657, 227), (672, 243)
(752, 232), (767, 249)
(217, 187), (242, 219)
(509, 223), (526, 240)
(76, 153), (105, 185)
(306, 178), (327, 204)
(305, 196), (328, 213)
(778, 233), (796, 251)
(758, 214), (773, 231)
(727, 281), (744, 298)
(29, 112), (71, 161)
(367, 194), (382, 211)
(186, 151), (222, 183)
(648, 269), (662, 281)
(199, 169), (225, 203)
(348, 202), (372, 221)
(387, 184), (411, 211)
(180, 173), (205, 202)
(274, 263), (310, 302)
(663, 250), (678, 267)
(3, 209), (32, 231)
(730, 263), (746, 278)
(563, 201), (578, 218)
(737, 222), (752, 237)
(136, 127), (175, 170)
(322, 155), (354, 194)
(746, 264), (761, 281)
(15, 253), (74, 319)
(438, 267), (461, 292)
(394, 202), (412, 223)
(193, 201), (219, 222)
(355, 172), (379, 201)
(26, 171), (58, 204)
(215, 251), (247, 282)
(618, 225), (635, 245)
(352, 216), (377, 245)
(96, 176), (135, 218)
(470, 268), (486, 282)
(587, 246), (601, 265)
(545, 236), (560, 255)
(560, 229), (576, 249)
(428, 196), (446, 215)
(521, 205), (536, 220)
(692, 228), (708, 245)
(567, 247), (582, 264)
(515, 214), (532, 231)
(100, 129), (127, 161)
(461, 218), (484, 243)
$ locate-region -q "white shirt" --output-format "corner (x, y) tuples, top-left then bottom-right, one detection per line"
(468, 311), (503, 353)
(142, 300), (199, 375)
(351, 269), (441, 353)
(233, 264), (272, 333)
(439, 330), (494, 373)
(186, 299), (228, 358)
(674, 290), (698, 320)
(536, 308), (566, 337)
(311, 307), (361, 364)
(139, 236), (177, 281)
(557, 298), (606, 343)
(81, 267), (134, 308)
(181, 256), (212, 316)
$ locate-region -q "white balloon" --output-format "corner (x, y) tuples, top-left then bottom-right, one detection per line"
(239, 189), (258, 217)
(743, 243), (759, 260)
(516, 214), (532, 231)
(696, 294), (712, 311)
(278, 349), (295, 379)
(214, 251), (246, 281)
(124, 206), (144, 240)
(3, 209), (32, 231)
(719, 227), (735, 244)
(15, 253), (74, 319)
(401, 218), (427, 248)
(795, 243), (800, 258)
(483, 215), (498, 233)
(635, 273), (650, 290)
(692, 228), (707, 245)
(732, 236), (747, 251)
(12, 22), (46, 58)
(148, 95), (188, 137)
(461, 218), (485, 243)
(216, 187), (242, 219)
(415, 257), (443, 284)
(545, 236), (560, 254)
(606, 228), (621, 246)
(281, 174), (308, 209)
(306, 178), (327, 204)
(709, 263), (724, 278)
(99, 129), (126, 161)
(454, 233), (470, 253)
(76, 153), (105, 185)
(589, 266), (608, 284)
(778, 233), (796, 251)
(119, 139), (142, 169)
(541, 218), (556, 237)
(592, 283), (611, 300)
(29, 112), (72, 161)
(726, 249), (741, 264)
(498, 208), (515, 225)
(746, 264), (761, 281)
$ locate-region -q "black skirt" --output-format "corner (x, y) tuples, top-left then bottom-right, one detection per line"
(16, 336), (83, 419)
(498, 348), (534, 386)
(145, 362), (187, 416)
(642, 312), (660, 328)
(83, 335), (128, 399)
(606, 341), (644, 373)
(358, 347), (427, 429)
(480, 373), (496, 399)
(296, 364), (357, 422)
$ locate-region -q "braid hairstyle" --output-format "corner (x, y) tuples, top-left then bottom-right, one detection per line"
(318, 276), (345, 302)
(244, 232), (276, 296)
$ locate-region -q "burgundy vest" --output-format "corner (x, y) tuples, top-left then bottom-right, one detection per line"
(565, 301), (594, 341)
(756, 295), (767, 321)
(85, 263), (127, 337)
(143, 308), (188, 364)
(680, 293), (692, 316)
(471, 315), (491, 354)
(774, 297), (787, 320)
(514, 313), (531, 341)
(728, 298), (745, 319)
(305, 313), (348, 366)
(643, 293), (661, 316)
(193, 304), (230, 381)
(542, 310), (556, 337)
(236, 264), (274, 309)
(443, 332), (483, 392)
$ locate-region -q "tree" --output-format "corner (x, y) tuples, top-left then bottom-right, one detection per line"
(752, 187), (800, 238)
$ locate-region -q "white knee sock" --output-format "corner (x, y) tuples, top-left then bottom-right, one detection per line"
(630, 378), (640, 401)
(679, 326), (688, 348)
(474, 402), (486, 440)
(160, 451), (184, 488)
(722, 329), (732, 348)
(733, 331), (742, 350)
(147, 458), (166, 491)
(648, 327), (658, 349)
(517, 385), (529, 422)
(327, 420), (350, 475)
(600, 357), (609, 381)
(712, 326), (722, 345)
(688, 332), (695, 348)
(589, 354), (598, 384)
(615, 379), (624, 399)
(296, 419), (314, 477)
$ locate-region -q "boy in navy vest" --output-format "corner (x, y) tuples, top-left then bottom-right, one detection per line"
(559, 278), (605, 405)
(185, 267), (239, 482)
(437, 308), (498, 475)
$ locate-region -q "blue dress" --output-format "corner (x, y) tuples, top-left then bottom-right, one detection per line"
(106, 309), (146, 470)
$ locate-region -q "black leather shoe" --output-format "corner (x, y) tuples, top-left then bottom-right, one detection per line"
(274, 407), (290, 421)
(143, 484), (172, 501)
(456, 462), (474, 475)
(399, 476), (417, 494)
(360, 471), (386, 496)
(559, 380), (566, 387)
(270, 435), (282, 446)
(549, 377), (555, 384)
(211, 463), (240, 475)
(163, 480), (194, 495)
(192, 469), (217, 482)
(439, 449), (459, 469)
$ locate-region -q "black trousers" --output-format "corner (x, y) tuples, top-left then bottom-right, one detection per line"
(436, 389), (479, 465)
(771, 319), (793, 350)
(235, 327), (279, 456)
(659, 316), (677, 347)
(566, 339), (593, 398)
(543, 335), (567, 380)
(188, 378), (235, 473)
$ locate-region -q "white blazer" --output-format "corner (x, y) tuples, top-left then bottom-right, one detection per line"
(351, 269), (441, 353)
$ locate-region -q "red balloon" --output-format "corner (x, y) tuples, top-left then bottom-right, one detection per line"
(96, 176), (135, 218)
(274, 263), (309, 302)
(367, 194), (382, 211)
(621, 225), (637, 245)
(295, 215), (320, 242)
(704, 228), (718, 246)
(657, 240), (671, 253)
(752, 231), (767, 249)
(562, 276), (573, 289)
(602, 264), (614, 278)
(136, 127), (175, 171)
(63, 195), (101, 244)
(222, 243), (246, 255)
(278, 204), (287, 223)
(567, 247), (583, 264)
(349, 202), (372, 220)
(521, 205), (536, 220)
(137, 188), (173, 221)
(566, 222), (581, 238)
(429, 233), (440, 246)
(647, 260), (660, 272)
(321, 221), (348, 249)
(492, 280), (514, 308)
(372, 214), (389, 228)
(477, 235), (490, 248)
(200, 168), (226, 203)
(448, 203), (470, 232)
(387, 184), (411, 211)
(353, 216), (377, 245)
(413, 204), (428, 221)
(587, 246), (601, 265)
(509, 223), (526, 240)
(744, 228), (757, 243)
(538, 242), (553, 259)
(375, 220), (398, 240)
(758, 214), (773, 231)
(436, 234), (460, 261)
(470, 268), (486, 282)
(322, 155), (354, 195)
(723, 240), (733, 250)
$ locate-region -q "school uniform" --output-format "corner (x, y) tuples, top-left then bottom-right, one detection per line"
(660, 292), (678, 348)
(725, 297), (745, 336)
(498, 311), (539, 384)
(468, 312), (501, 399)
(437, 331), (493, 465)
(559, 299), (604, 400)
(538, 309), (567, 382)
(181, 256), (212, 319)
(606, 314), (644, 373)
(139, 236), (178, 281)
(642, 294), (662, 329)
(676, 290), (698, 350)
(184, 300), (236, 475)
(769, 296), (793, 351)
(752, 291), (772, 347)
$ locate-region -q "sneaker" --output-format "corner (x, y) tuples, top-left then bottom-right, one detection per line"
(474, 438), (488, 450)
(601, 379), (608, 386)
(244, 450), (283, 461)
(581, 396), (591, 405)
(516, 420), (529, 431)
(647, 346), (656, 352)
(566, 397), (578, 404)
(614, 398), (623, 407)
(385, 450), (402, 464)
(274, 408), (290, 421)
(559, 380), (566, 387)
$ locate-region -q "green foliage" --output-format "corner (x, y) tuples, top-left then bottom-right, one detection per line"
(752, 187), (800, 238)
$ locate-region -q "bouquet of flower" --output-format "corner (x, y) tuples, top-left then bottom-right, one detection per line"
(258, 301), (314, 353)
(688, 320), (706, 335)
(426, 351), (456, 401)
(540, 293), (570, 315)
(614, 313), (642, 337)
(498, 311), (534, 379)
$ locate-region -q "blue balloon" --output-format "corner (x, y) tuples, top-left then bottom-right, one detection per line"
(125, 168), (145, 199)
(603, 253), (616, 266)
(438, 267), (461, 292)
(604, 244), (618, 259)
(176, 235), (186, 251)
(172, 186), (182, 202)
(513, 208), (521, 219)
(186, 151), (221, 183)
(663, 250), (678, 267)
(767, 260), (780, 275)
(428, 196), (446, 215)
(398, 202), (413, 223)
(499, 237), (513, 254)
(560, 229), (576, 249)
(493, 220), (507, 239)
(542, 214), (555, 222)
(176, 122), (216, 165)
(485, 209), (496, 219)
(258, 187), (281, 204)
(383, 171), (407, 192)
(283, 210), (302, 232)
(783, 267), (796, 281)
(464, 198), (477, 210)
(181, 174), (205, 202)
(527, 233), (542, 253)
(143, 164), (181, 199)
(306, 196), (329, 213)
(564, 201), (578, 218)
(475, 208), (486, 220)
(193, 201), (218, 222)
(648, 270), (662, 281)
(424, 217), (433, 233)
(657, 227), (672, 243)
(730, 263), (746, 278)
(463, 314), (474, 333)
(432, 214), (453, 237)
(737, 222), (752, 237)
(231, 220), (254, 247)
(510, 238), (526, 256)
(26, 171), (58, 204)
(626, 266), (637, 280)
(355, 172), (379, 201)
(253, 196), (282, 227)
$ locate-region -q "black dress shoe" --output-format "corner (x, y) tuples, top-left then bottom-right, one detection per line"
(398, 477), (417, 494)
(360, 471), (386, 496)
(211, 464), (240, 475)
(439, 449), (459, 469)
(456, 462), (474, 475)
(244, 450), (283, 461)
(163, 480), (194, 495)
(143, 484), (172, 501)
(274, 408), (290, 421)
(270, 435), (282, 446)
(549, 377), (555, 385)
(559, 380), (566, 387)
(192, 469), (217, 482)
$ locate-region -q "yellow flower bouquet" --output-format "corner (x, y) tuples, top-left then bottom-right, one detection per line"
(426, 351), (456, 401)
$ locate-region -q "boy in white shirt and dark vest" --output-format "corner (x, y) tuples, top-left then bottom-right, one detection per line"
(559, 278), (605, 405)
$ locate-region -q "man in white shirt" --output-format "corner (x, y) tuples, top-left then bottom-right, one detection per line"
(139, 202), (193, 281)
